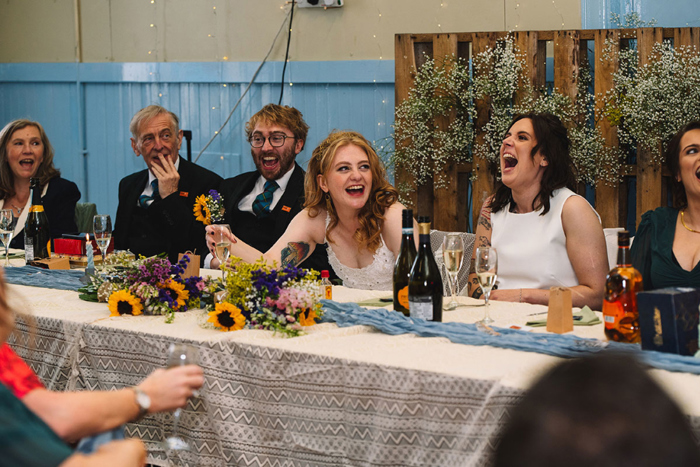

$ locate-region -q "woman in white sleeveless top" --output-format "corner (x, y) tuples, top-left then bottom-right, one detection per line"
(207, 130), (414, 290)
(466, 114), (608, 309)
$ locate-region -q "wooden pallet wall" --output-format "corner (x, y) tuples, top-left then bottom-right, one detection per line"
(395, 28), (700, 231)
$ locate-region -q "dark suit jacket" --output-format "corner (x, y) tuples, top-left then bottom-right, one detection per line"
(10, 176), (81, 249)
(219, 163), (334, 277)
(114, 157), (222, 265)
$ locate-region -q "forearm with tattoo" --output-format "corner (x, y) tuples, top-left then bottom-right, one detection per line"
(281, 242), (310, 266)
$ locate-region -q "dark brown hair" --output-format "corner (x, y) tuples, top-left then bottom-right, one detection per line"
(490, 113), (577, 215)
(665, 120), (700, 209)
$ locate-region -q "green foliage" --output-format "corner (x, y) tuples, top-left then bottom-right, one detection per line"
(391, 54), (475, 199)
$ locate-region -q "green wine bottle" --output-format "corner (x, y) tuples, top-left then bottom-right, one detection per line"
(408, 216), (443, 322)
(393, 209), (416, 316)
(24, 178), (51, 261)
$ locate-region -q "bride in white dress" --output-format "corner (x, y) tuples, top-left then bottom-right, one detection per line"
(206, 130), (415, 291)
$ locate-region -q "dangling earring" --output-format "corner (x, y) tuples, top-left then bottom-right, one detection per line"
(325, 192), (334, 214)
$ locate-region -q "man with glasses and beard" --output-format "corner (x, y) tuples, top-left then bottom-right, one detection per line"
(207, 104), (333, 276)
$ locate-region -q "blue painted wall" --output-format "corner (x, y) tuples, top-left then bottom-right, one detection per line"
(582, 0), (700, 29)
(0, 60), (395, 221)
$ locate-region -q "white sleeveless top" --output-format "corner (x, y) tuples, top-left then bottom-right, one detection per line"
(325, 214), (395, 290)
(491, 187), (599, 290)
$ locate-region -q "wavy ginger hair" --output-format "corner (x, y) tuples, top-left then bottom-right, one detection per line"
(305, 131), (398, 253)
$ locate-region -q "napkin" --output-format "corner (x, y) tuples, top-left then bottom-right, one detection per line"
(355, 296), (393, 307)
(526, 306), (601, 327)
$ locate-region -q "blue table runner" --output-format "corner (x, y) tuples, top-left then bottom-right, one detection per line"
(321, 300), (700, 375)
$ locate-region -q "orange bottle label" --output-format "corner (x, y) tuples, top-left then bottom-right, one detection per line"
(603, 300), (624, 329)
(398, 286), (409, 309)
(324, 285), (332, 300)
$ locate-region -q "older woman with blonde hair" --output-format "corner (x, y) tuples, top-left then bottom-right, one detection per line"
(207, 130), (413, 290)
(0, 119), (81, 248)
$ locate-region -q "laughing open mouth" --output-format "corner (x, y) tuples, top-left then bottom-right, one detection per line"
(20, 159), (35, 168)
(503, 154), (518, 169)
(262, 156), (278, 168)
(696, 167), (700, 180)
(346, 185), (365, 195)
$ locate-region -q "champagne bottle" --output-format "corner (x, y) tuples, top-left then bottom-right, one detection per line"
(408, 216), (443, 322)
(393, 209), (416, 316)
(602, 230), (642, 343)
(24, 178), (51, 261)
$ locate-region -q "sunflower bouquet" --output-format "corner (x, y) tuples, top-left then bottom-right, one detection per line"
(194, 189), (225, 225)
(207, 258), (322, 337)
(103, 255), (210, 322)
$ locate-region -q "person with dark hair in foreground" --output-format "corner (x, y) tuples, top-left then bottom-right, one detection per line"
(466, 113), (608, 309)
(493, 354), (700, 467)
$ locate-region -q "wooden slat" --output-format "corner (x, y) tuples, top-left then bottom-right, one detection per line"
(594, 29), (623, 228)
(675, 27), (700, 48)
(514, 31), (541, 102)
(471, 32), (497, 230)
(553, 30), (579, 101)
(432, 33), (459, 230)
(636, 28), (665, 227)
(394, 34), (418, 211)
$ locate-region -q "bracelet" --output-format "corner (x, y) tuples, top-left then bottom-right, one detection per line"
(519, 289), (522, 303)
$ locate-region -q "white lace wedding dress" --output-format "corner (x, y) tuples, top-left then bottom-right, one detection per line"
(325, 215), (395, 290)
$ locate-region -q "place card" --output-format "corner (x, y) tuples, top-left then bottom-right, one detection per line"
(546, 286), (573, 334)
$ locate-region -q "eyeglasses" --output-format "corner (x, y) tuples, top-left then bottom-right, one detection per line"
(249, 133), (296, 148)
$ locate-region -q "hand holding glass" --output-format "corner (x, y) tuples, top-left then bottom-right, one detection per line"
(93, 215), (112, 272)
(442, 234), (465, 310)
(164, 343), (198, 451)
(475, 247), (498, 324)
(0, 210), (14, 267)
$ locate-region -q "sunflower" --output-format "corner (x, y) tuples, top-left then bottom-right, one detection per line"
(108, 290), (144, 317)
(208, 303), (246, 331)
(159, 279), (190, 310)
(193, 195), (212, 225)
(298, 307), (318, 327)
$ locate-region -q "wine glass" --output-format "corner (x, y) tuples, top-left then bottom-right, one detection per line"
(212, 224), (231, 283)
(475, 247), (498, 324)
(442, 233), (465, 310)
(0, 209), (14, 267)
(164, 343), (199, 451)
(93, 215), (112, 272)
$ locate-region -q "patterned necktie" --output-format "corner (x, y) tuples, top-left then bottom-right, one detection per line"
(252, 180), (279, 218)
(138, 180), (160, 209)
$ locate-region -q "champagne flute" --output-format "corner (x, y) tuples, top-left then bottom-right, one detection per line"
(442, 233), (465, 310)
(164, 343), (198, 451)
(93, 215), (112, 272)
(213, 224), (231, 283)
(0, 209), (14, 267)
(475, 247), (498, 324)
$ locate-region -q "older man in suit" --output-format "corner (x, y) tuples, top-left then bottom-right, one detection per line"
(114, 105), (222, 264)
(207, 104), (333, 276)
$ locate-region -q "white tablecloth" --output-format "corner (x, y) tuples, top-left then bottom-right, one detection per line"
(7, 276), (700, 466)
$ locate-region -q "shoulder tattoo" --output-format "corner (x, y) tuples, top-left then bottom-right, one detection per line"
(281, 242), (310, 267)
